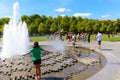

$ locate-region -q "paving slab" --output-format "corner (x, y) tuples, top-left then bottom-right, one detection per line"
(1, 41), (120, 80)
(75, 41), (120, 80)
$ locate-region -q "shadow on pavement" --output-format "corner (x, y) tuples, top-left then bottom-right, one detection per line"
(100, 49), (113, 51)
(41, 77), (64, 80)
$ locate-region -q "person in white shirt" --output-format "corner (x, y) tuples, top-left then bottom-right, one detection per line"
(96, 31), (102, 49)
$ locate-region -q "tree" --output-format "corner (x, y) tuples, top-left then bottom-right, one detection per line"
(77, 21), (85, 33)
(28, 14), (42, 35)
(60, 15), (70, 32)
(1, 18), (10, 24)
(38, 22), (45, 34)
(1, 14), (119, 35)
(115, 19), (120, 33)
(113, 22), (120, 34)
(85, 20), (93, 33)
(100, 23), (107, 33)
(28, 23), (36, 35)
(93, 20), (101, 33)
(77, 16), (83, 22)
(50, 23), (57, 33)
(44, 16), (53, 34)
(0, 18), (10, 34)
(41, 15), (47, 23)
(60, 21), (68, 32)
(69, 16), (77, 25)
(69, 24), (76, 33)
(107, 23), (114, 34)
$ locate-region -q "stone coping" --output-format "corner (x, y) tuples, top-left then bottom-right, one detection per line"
(83, 48), (120, 80)
(75, 41), (120, 80)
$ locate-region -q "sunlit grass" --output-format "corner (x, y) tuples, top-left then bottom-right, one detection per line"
(90, 34), (120, 42)
(30, 34), (120, 42)
(1, 34), (120, 42)
(31, 36), (47, 42)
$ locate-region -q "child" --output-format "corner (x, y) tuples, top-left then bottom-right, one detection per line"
(23, 41), (52, 80)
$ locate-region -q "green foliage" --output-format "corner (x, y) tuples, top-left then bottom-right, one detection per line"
(0, 18), (10, 34)
(50, 23), (58, 33)
(38, 22), (45, 34)
(69, 24), (76, 32)
(0, 14), (120, 36)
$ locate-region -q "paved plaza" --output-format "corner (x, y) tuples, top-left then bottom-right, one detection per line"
(1, 41), (120, 80)
(75, 41), (120, 80)
(39, 41), (120, 80)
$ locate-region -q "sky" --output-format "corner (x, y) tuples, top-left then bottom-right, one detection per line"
(0, 0), (120, 20)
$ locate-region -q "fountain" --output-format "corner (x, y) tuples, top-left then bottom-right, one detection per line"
(0, 1), (107, 80)
(0, 2), (30, 58)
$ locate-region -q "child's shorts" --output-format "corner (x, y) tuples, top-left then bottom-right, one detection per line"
(33, 59), (41, 64)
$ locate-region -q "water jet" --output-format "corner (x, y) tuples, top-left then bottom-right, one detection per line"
(0, 2), (30, 58)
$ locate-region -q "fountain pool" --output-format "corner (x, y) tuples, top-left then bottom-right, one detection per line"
(0, 1), (107, 80)
(0, 45), (106, 80)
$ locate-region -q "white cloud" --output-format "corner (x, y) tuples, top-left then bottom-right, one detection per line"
(73, 13), (91, 17)
(101, 15), (111, 18)
(55, 8), (71, 12)
(4, 15), (12, 18)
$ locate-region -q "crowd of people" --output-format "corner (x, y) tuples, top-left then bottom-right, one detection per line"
(65, 32), (91, 43)
(65, 32), (102, 49)
(46, 31), (102, 49)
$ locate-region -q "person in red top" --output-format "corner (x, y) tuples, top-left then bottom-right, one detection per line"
(23, 41), (52, 80)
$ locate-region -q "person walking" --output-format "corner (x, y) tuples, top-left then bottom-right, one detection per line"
(23, 41), (52, 80)
(96, 31), (102, 49)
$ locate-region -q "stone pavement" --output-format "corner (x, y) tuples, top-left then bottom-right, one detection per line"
(1, 41), (120, 80)
(39, 41), (120, 80)
(75, 41), (120, 80)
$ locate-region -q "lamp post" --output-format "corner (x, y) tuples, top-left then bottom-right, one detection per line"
(58, 20), (62, 40)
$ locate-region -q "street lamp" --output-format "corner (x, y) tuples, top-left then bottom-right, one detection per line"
(58, 20), (62, 40)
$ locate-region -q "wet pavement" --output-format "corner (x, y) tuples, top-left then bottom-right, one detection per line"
(39, 41), (120, 80)
(74, 41), (120, 80)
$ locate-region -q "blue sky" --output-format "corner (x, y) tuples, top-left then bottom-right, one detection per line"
(0, 0), (120, 20)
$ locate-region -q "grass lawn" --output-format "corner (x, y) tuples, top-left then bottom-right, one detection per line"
(90, 34), (120, 42)
(30, 34), (120, 42)
(31, 36), (47, 42)
(0, 34), (120, 42)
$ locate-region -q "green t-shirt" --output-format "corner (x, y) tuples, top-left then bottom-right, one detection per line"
(30, 47), (44, 61)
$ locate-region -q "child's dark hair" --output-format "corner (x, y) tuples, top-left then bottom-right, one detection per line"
(33, 41), (39, 48)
